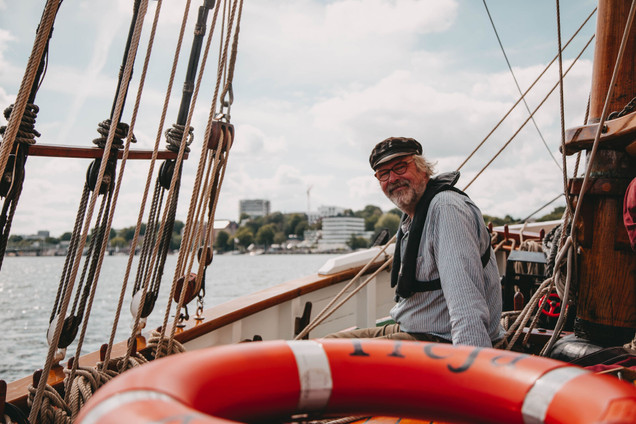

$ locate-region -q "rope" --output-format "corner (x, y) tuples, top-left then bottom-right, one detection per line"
(91, 119), (135, 149)
(307, 417), (369, 424)
(139, 0), (225, 360)
(102, 0), (177, 369)
(29, 1), (150, 419)
(0, 103), (41, 145)
(165, 123), (194, 152)
(568, 0), (636, 251)
(146, 329), (186, 358)
(482, 0), (562, 171)
(295, 236), (396, 340)
(64, 365), (117, 421)
(27, 382), (71, 424)
(161, 0), (243, 356)
(555, 0), (572, 224)
(456, 8), (596, 173)
(0, 0), (60, 179)
(520, 192), (563, 223)
(462, 34), (595, 191)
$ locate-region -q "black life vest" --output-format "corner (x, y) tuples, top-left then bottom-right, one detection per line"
(390, 171), (490, 299)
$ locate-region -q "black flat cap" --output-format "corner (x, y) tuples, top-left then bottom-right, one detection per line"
(369, 137), (422, 169)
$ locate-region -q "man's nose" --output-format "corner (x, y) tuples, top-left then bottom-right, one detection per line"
(387, 170), (401, 183)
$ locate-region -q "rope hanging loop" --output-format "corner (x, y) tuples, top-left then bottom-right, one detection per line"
(164, 123), (194, 153)
(91, 119), (136, 150)
(0, 103), (41, 145)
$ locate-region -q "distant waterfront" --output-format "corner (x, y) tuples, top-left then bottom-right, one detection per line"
(0, 253), (338, 382)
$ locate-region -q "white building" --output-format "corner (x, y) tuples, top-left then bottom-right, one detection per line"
(239, 199), (270, 218)
(318, 205), (345, 218)
(317, 217), (372, 251)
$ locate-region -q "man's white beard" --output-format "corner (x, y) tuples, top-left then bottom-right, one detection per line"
(387, 181), (419, 211)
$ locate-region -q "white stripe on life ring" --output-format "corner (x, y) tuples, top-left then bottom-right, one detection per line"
(522, 366), (589, 424)
(287, 340), (333, 413)
(79, 390), (182, 424)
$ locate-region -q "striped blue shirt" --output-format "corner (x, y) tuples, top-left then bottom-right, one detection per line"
(390, 190), (505, 347)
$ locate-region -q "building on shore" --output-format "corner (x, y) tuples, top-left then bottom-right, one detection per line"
(317, 216), (373, 252)
(239, 199), (271, 219)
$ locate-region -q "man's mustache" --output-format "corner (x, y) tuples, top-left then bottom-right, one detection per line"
(387, 181), (409, 194)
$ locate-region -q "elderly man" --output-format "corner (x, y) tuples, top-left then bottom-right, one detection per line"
(326, 137), (503, 347)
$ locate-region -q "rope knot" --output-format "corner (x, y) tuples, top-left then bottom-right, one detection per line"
(0, 103), (41, 145)
(27, 383), (71, 424)
(92, 119), (136, 149)
(165, 123), (194, 153)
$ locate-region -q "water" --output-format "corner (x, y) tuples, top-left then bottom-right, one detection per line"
(0, 253), (337, 382)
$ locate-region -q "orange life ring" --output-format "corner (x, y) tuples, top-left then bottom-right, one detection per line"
(76, 339), (636, 424)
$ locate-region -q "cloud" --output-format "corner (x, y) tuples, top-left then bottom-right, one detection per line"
(0, 0), (596, 235)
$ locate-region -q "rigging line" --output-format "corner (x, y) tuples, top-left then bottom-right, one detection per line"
(28, 1), (150, 420)
(176, 0), (237, 302)
(179, 0), (242, 298)
(120, 0), (196, 360)
(0, 0), (61, 178)
(295, 235), (397, 340)
(462, 34), (594, 191)
(555, 0), (570, 217)
(166, 0), (231, 312)
(88, 0), (169, 370)
(61, 0), (161, 385)
(152, 0), (226, 353)
(520, 192), (564, 223)
(121, 0), (200, 360)
(569, 0), (636, 253)
(482, 0), (561, 171)
(130, 0), (217, 333)
(456, 7), (597, 172)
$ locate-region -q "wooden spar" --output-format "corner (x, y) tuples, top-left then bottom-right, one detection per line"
(571, 0), (636, 345)
(25, 144), (184, 160)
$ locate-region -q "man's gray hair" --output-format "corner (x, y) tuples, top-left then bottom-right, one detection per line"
(412, 155), (436, 177)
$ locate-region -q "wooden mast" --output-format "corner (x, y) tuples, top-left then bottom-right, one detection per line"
(569, 0), (636, 345)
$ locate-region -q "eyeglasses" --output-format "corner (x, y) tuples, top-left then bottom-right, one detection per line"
(374, 159), (413, 182)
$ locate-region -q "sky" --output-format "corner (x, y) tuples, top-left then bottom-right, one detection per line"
(0, 0), (598, 237)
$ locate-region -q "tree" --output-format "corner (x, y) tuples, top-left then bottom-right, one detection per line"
(255, 223), (276, 247)
(482, 214), (516, 226)
(172, 220), (185, 236)
(295, 221), (309, 238)
(110, 236), (127, 248)
(354, 205), (383, 230)
(60, 232), (72, 241)
(347, 234), (369, 250)
(387, 208), (402, 217)
(375, 213), (400, 236)
(266, 212), (284, 225)
(284, 213), (304, 236)
(169, 234), (182, 251)
(538, 206), (565, 222)
(243, 216), (264, 235)
(214, 230), (231, 252)
(234, 227), (254, 249)
(273, 231), (287, 245)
